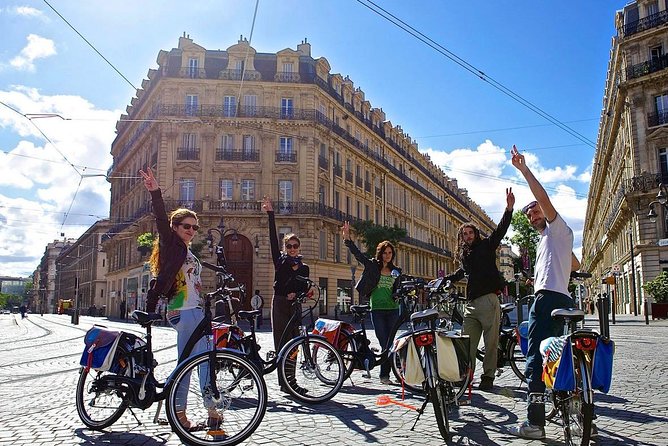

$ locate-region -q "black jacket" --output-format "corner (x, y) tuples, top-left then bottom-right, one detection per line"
(268, 211), (310, 296)
(446, 209), (512, 300)
(344, 239), (401, 299)
(145, 189), (189, 312)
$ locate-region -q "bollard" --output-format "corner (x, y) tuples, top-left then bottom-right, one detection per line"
(611, 293), (616, 325)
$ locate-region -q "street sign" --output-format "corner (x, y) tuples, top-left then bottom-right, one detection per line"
(611, 264), (621, 274)
(658, 238), (668, 247)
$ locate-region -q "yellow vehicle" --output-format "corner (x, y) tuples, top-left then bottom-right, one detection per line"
(58, 299), (73, 315)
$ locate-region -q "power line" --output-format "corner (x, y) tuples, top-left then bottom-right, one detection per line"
(415, 118), (599, 139)
(354, 0), (597, 149)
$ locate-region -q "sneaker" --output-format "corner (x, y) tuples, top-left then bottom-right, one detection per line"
(510, 420), (546, 440)
(380, 376), (393, 385)
(478, 376), (494, 391)
(570, 422), (597, 438)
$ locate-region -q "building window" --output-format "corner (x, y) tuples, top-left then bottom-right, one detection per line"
(278, 180), (293, 213)
(240, 179), (255, 201)
(319, 230), (327, 260)
(660, 149), (668, 184)
(283, 62), (293, 73)
(179, 178), (196, 206)
(278, 136), (294, 162)
(223, 95), (237, 117)
(185, 94), (198, 116)
(188, 58), (198, 78)
(281, 97), (293, 119)
(647, 0), (659, 17)
(334, 233), (341, 262)
(242, 135), (255, 155)
(651, 45), (663, 61)
(220, 179), (233, 201)
(243, 94), (257, 116)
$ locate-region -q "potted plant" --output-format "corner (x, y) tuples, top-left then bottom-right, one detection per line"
(137, 232), (156, 256)
(641, 271), (668, 319)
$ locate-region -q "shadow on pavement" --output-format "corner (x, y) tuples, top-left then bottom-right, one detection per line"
(74, 427), (169, 445)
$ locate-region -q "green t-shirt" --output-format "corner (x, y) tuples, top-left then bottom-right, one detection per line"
(369, 274), (398, 310)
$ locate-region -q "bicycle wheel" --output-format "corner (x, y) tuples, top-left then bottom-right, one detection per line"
(390, 348), (423, 393)
(506, 337), (527, 383)
(429, 381), (450, 442)
(561, 354), (593, 446)
(166, 351), (267, 446)
(278, 336), (344, 404)
(336, 330), (358, 380)
(75, 367), (128, 430)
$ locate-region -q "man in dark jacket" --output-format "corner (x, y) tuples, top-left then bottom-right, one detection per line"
(445, 187), (514, 390)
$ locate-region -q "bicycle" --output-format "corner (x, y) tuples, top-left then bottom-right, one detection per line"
(214, 274), (345, 404)
(395, 305), (471, 442)
(317, 273), (422, 384)
(391, 276), (473, 402)
(75, 261), (267, 446)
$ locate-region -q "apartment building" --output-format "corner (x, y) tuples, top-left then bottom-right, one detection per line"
(584, 0), (668, 317)
(103, 35), (496, 317)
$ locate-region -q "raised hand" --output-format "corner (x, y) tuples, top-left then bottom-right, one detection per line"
(342, 221), (350, 240)
(139, 167), (159, 191)
(261, 196), (273, 213)
(506, 187), (515, 210)
(510, 145), (528, 173)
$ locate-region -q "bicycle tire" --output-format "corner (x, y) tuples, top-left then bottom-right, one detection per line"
(278, 336), (344, 404)
(430, 382), (451, 442)
(506, 337), (527, 383)
(561, 352), (593, 446)
(166, 351), (267, 446)
(335, 330), (358, 379)
(75, 367), (128, 430)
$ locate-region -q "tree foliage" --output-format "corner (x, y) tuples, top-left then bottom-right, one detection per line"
(642, 271), (668, 303)
(137, 232), (156, 248)
(508, 211), (539, 275)
(351, 221), (407, 257)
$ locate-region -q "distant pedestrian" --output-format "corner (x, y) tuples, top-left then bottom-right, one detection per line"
(120, 299), (126, 320)
(19, 304), (26, 319)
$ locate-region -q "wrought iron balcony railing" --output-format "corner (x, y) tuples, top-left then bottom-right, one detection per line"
(626, 53), (668, 80)
(623, 10), (668, 37)
(318, 155), (329, 170)
(176, 147), (200, 160)
(215, 149), (259, 162)
(276, 151), (297, 163)
(648, 110), (668, 127)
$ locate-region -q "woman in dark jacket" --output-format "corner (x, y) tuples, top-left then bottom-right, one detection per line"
(261, 197), (310, 353)
(342, 221), (401, 385)
(140, 167), (220, 430)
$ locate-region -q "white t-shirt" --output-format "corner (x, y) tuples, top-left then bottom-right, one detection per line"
(166, 249), (202, 311)
(533, 213), (573, 296)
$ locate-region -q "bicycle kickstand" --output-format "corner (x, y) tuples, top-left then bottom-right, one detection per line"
(410, 398), (429, 431)
(153, 400), (169, 425)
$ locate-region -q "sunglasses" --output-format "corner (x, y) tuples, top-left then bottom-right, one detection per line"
(177, 223), (200, 231)
(285, 243), (300, 249)
(522, 201), (538, 214)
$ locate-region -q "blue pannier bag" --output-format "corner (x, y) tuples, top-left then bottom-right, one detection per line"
(80, 326), (121, 372)
(553, 337), (576, 391)
(591, 338), (614, 393)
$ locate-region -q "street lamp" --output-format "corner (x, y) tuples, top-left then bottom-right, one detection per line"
(205, 216), (238, 266)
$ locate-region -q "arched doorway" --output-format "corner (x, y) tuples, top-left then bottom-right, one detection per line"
(222, 233), (254, 311)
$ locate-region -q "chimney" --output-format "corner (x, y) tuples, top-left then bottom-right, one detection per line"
(297, 38), (311, 56)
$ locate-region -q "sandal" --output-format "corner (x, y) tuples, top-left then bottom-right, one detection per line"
(176, 410), (206, 432)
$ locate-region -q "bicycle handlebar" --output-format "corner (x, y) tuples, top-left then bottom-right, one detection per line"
(570, 271), (592, 279)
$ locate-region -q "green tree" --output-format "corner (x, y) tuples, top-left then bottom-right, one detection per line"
(642, 271), (668, 303)
(351, 221), (407, 257)
(508, 210), (539, 275)
(137, 232), (156, 248)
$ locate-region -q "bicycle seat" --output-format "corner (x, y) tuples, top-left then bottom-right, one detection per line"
(350, 304), (370, 315)
(500, 303), (515, 314)
(551, 308), (585, 322)
(410, 308), (439, 324)
(237, 309), (261, 321)
(132, 311), (163, 326)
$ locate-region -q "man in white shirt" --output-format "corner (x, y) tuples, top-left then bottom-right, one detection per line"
(509, 145), (581, 440)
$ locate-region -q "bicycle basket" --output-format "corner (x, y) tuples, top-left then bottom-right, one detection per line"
(436, 332), (468, 382)
(80, 326), (121, 372)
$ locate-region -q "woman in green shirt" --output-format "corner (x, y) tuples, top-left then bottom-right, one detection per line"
(343, 222), (401, 384)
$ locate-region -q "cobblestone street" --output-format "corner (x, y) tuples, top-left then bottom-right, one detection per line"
(0, 312), (665, 445)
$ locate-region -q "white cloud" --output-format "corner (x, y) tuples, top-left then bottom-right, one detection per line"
(10, 34), (57, 72)
(0, 86), (120, 277)
(423, 139), (588, 259)
(13, 6), (48, 20)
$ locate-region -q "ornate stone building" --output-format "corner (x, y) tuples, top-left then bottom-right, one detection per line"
(584, 0), (668, 317)
(103, 35), (495, 317)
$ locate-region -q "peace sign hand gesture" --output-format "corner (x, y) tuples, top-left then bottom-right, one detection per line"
(139, 167), (159, 192)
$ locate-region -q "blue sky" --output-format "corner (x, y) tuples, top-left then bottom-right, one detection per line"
(0, 0), (629, 277)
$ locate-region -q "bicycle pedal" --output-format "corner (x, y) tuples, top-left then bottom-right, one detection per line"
(370, 346), (380, 352)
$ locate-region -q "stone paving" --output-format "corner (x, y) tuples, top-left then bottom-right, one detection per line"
(0, 312), (666, 445)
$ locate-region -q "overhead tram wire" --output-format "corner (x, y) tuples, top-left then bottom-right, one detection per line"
(235, 0), (261, 115)
(354, 0), (597, 149)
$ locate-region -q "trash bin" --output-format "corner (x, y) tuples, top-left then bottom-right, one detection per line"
(99, 305), (106, 317)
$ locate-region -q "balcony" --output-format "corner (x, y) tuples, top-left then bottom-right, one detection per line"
(334, 164), (342, 178)
(179, 67), (207, 79)
(355, 177), (363, 188)
(345, 171), (353, 183)
(215, 149), (259, 162)
(364, 181), (371, 193)
(624, 172), (662, 194)
(623, 10), (668, 37)
(375, 186), (382, 198)
(626, 54), (668, 80)
(276, 151), (297, 163)
(176, 147), (200, 160)
(219, 69), (261, 81)
(318, 155), (329, 170)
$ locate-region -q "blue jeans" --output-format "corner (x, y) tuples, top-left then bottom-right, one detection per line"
(371, 308), (400, 378)
(169, 307), (210, 411)
(525, 290), (574, 426)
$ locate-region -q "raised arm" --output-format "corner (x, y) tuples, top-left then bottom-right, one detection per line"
(262, 196), (280, 266)
(489, 187), (515, 248)
(140, 167), (171, 239)
(511, 145), (557, 222)
(342, 221), (372, 266)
